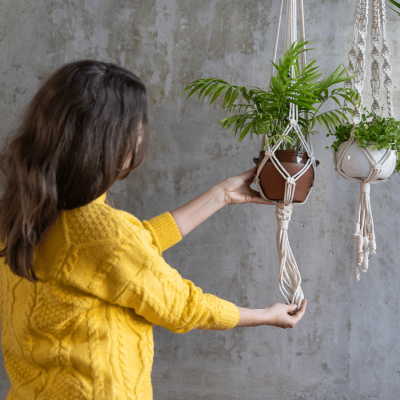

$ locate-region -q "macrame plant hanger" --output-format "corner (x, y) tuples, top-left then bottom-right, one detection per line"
(253, 0), (316, 307)
(335, 0), (394, 280)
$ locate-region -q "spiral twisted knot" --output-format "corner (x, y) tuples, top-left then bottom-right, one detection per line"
(275, 202), (303, 306)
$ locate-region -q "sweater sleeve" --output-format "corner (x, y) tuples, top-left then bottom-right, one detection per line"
(142, 212), (182, 254)
(65, 216), (240, 333)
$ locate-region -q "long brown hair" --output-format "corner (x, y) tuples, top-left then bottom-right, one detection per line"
(0, 60), (148, 281)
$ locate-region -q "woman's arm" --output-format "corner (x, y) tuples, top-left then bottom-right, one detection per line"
(235, 299), (307, 328)
(170, 169), (307, 330)
(170, 168), (272, 237)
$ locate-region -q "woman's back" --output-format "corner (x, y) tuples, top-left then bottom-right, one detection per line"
(0, 195), (160, 400)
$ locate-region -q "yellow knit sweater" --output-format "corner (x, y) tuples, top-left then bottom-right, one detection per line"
(0, 194), (240, 400)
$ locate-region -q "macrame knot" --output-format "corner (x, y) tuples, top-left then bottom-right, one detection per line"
(354, 222), (360, 236)
(265, 150), (274, 159)
(276, 202), (293, 224)
(371, 47), (380, 59)
(349, 48), (357, 63)
(278, 220), (289, 230)
(360, 182), (370, 194)
(289, 119), (297, 126)
(286, 176), (296, 185)
(381, 46), (390, 59)
(373, 164), (382, 174)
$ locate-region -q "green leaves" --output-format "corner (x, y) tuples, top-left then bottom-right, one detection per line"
(326, 108), (400, 173)
(388, 0), (400, 16)
(182, 38), (359, 148)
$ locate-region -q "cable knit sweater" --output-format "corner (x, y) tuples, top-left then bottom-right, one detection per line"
(0, 193), (240, 400)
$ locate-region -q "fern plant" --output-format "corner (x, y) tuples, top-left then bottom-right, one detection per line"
(182, 39), (360, 151)
(388, 0), (400, 16)
(326, 108), (400, 173)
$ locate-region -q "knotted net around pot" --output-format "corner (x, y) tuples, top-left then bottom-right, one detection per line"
(253, 0), (316, 307)
(335, 0), (395, 280)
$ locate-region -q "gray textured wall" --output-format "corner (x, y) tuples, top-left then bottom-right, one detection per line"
(0, 0), (400, 399)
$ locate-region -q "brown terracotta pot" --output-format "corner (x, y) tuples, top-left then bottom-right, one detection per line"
(253, 150), (318, 203)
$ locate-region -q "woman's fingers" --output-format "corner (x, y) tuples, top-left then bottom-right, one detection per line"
(278, 300), (307, 329)
(222, 168), (274, 205)
(291, 299), (307, 322)
(287, 304), (298, 314)
(241, 167), (257, 181)
(245, 188), (273, 205)
(248, 195), (273, 205)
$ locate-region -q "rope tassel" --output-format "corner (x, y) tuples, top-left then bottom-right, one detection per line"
(353, 183), (376, 280)
(276, 203), (304, 307)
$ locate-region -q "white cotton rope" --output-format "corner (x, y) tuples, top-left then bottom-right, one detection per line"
(335, 0), (395, 280)
(254, 0), (316, 307)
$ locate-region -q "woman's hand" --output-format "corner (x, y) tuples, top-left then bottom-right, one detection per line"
(221, 167), (272, 206)
(235, 299), (307, 328)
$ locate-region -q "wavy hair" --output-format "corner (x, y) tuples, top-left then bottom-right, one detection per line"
(0, 60), (148, 281)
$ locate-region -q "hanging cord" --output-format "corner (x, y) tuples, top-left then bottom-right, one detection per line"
(379, 0), (394, 118)
(335, 0), (394, 280)
(270, 0), (285, 84)
(370, 0), (380, 113)
(262, 0), (285, 153)
(298, 0), (306, 69)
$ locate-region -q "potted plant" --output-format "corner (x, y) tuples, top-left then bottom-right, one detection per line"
(183, 39), (359, 202)
(327, 108), (400, 179)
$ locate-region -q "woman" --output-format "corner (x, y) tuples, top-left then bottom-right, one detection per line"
(0, 60), (306, 400)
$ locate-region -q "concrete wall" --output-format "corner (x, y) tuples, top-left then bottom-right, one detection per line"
(0, 0), (400, 399)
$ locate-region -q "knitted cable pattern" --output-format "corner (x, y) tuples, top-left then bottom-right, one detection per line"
(1, 197), (239, 400)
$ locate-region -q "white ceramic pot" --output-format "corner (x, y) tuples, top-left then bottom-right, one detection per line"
(335, 141), (397, 179)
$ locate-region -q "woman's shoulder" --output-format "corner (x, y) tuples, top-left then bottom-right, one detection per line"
(34, 201), (154, 284)
(63, 201), (146, 246)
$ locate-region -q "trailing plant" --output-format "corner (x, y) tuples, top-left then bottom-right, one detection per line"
(182, 39), (360, 151)
(326, 107), (400, 173)
(388, 0), (400, 16)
